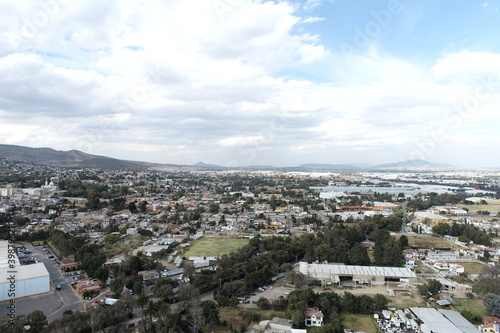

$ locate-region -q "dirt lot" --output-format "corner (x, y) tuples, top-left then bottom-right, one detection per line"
(405, 235), (458, 249)
(239, 282), (426, 310)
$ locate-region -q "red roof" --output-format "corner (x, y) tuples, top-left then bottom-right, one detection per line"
(304, 308), (324, 318)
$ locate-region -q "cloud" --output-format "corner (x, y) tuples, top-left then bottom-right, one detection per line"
(303, 0), (323, 10)
(301, 16), (325, 24)
(1, 1), (500, 166)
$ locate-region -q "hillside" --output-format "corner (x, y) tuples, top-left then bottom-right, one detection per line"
(0, 144), (152, 170)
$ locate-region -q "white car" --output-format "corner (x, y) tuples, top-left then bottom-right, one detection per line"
(283, 291), (289, 295)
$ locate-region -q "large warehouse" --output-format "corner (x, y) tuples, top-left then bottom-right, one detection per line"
(409, 307), (478, 333)
(0, 241), (50, 301)
(299, 262), (417, 285)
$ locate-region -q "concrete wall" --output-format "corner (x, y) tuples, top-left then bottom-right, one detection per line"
(0, 275), (50, 301)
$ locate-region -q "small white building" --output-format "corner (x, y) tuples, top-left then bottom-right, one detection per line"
(304, 308), (323, 327)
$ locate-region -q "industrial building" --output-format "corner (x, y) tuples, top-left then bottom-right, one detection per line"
(409, 307), (478, 333)
(0, 241), (50, 301)
(299, 262), (417, 285)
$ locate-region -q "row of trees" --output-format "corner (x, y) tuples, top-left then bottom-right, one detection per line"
(431, 222), (492, 246)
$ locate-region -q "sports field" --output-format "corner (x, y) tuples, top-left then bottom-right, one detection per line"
(183, 238), (249, 258)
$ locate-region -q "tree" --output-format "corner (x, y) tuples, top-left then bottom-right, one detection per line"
(137, 293), (149, 332)
(152, 280), (174, 302)
(349, 243), (370, 266)
(399, 235), (409, 249)
(484, 293), (500, 317)
(201, 300), (220, 328)
(287, 271), (308, 289)
(26, 310), (48, 333)
(427, 279), (442, 296)
(257, 297), (270, 310)
(128, 202), (137, 213)
(373, 294), (389, 311)
(475, 264), (500, 295)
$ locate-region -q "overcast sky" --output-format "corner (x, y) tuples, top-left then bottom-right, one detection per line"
(1, 0), (500, 168)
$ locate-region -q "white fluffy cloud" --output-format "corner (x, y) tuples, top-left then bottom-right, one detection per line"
(1, 0), (500, 167)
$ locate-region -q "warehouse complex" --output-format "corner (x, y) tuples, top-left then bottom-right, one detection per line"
(299, 262), (417, 285)
(409, 307), (478, 333)
(0, 241), (50, 301)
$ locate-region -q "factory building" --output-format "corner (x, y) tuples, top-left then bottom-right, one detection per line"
(299, 262), (417, 285)
(0, 241), (50, 301)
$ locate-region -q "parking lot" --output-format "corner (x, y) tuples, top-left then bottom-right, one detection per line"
(238, 284), (295, 308)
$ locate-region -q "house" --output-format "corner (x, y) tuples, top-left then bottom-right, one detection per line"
(436, 278), (472, 298)
(60, 259), (79, 271)
(449, 263), (465, 274)
(482, 322), (500, 333)
(138, 269), (160, 282)
(304, 308), (323, 327)
(75, 280), (101, 294)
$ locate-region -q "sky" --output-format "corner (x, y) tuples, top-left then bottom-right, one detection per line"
(1, 0), (500, 168)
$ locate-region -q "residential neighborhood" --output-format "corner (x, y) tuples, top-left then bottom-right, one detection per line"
(2, 158), (500, 332)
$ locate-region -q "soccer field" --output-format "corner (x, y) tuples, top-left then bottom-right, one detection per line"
(183, 238), (249, 258)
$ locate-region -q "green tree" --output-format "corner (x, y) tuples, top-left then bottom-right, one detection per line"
(26, 310), (48, 333)
(349, 243), (370, 266)
(373, 294), (389, 311)
(202, 300), (220, 328)
(484, 293), (500, 317)
(427, 279), (442, 296)
(399, 235), (409, 249)
(257, 297), (270, 310)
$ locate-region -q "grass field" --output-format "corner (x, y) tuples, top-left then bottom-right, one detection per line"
(457, 204), (500, 214)
(455, 262), (487, 275)
(454, 298), (489, 317)
(183, 238), (249, 258)
(405, 235), (457, 249)
(341, 314), (377, 333)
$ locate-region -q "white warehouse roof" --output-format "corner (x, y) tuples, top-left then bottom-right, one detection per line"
(300, 262), (416, 279)
(410, 307), (477, 333)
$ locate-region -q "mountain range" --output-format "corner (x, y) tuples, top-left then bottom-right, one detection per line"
(0, 144), (476, 171)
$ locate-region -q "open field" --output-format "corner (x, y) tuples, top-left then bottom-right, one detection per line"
(342, 314), (377, 333)
(215, 308), (285, 333)
(183, 238), (249, 258)
(457, 204), (500, 215)
(387, 291), (427, 309)
(455, 262), (487, 275)
(405, 235), (458, 249)
(103, 235), (145, 257)
(454, 298), (489, 317)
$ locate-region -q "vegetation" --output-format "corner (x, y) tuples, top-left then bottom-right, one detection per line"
(483, 293), (500, 317)
(432, 222), (491, 246)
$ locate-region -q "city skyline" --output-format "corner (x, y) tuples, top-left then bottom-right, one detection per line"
(1, 0), (500, 167)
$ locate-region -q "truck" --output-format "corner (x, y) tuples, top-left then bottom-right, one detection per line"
(102, 298), (118, 306)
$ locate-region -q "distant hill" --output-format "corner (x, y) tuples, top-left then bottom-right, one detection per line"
(298, 163), (360, 170)
(371, 159), (453, 170)
(192, 161), (222, 168)
(0, 144), (152, 170)
(0, 145), (466, 171)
